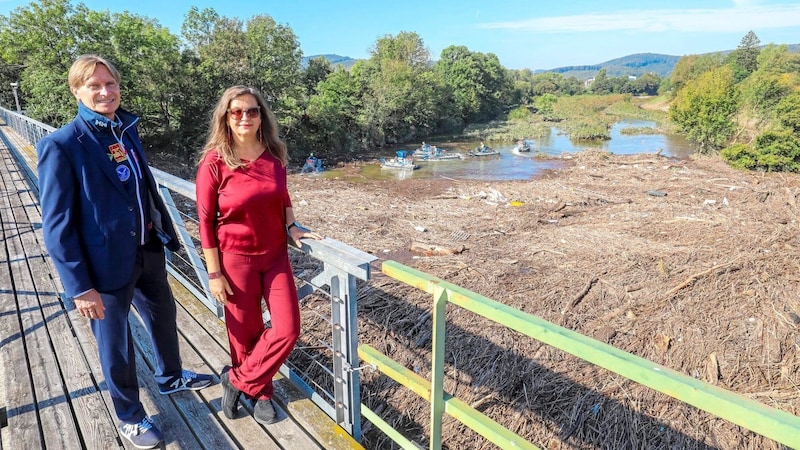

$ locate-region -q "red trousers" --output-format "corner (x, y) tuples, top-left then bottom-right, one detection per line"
(219, 250), (300, 400)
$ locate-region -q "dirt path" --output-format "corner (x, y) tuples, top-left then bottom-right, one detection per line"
(288, 151), (800, 449)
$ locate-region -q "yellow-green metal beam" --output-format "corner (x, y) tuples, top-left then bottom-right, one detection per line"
(359, 345), (540, 450)
(381, 260), (800, 450)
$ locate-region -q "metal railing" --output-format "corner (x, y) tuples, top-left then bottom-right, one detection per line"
(0, 106), (376, 440)
(362, 260), (800, 449)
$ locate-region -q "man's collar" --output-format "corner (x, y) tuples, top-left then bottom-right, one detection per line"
(77, 102), (122, 131)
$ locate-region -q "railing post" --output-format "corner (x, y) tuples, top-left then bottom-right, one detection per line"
(429, 285), (447, 450)
(330, 268), (362, 440)
(157, 184), (223, 319)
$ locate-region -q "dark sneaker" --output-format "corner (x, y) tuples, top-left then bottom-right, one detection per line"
(253, 398), (278, 425)
(220, 366), (242, 419)
(119, 416), (163, 449)
(158, 369), (214, 394)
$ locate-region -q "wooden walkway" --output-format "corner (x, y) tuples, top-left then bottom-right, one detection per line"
(0, 123), (362, 449)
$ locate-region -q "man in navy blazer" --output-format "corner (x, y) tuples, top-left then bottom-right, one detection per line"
(37, 54), (213, 450)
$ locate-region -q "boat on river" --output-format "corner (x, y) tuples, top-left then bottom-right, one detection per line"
(511, 140), (531, 155)
(468, 144), (499, 157)
(381, 150), (420, 170)
(414, 143), (465, 161)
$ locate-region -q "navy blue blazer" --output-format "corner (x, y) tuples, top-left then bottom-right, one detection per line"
(37, 110), (180, 298)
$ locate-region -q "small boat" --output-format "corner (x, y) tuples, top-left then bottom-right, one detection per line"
(415, 144), (465, 161)
(468, 145), (499, 157)
(301, 154), (324, 173)
(511, 140), (532, 155)
(421, 152), (465, 161)
(381, 150), (420, 170)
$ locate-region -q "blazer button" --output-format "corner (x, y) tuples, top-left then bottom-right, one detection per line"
(130, 231), (136, 236)
(128, 206), (134, 211)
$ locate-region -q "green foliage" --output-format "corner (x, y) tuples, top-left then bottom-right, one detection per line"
(433, 45), (513, 124)
(1, 1), (796, 168)
(534, 93), (558, 120)
(728, 31), (761, 82)
(507, 106), (531, 121)
(669, 65), (737, 152)
(775, 92), (800, 132)
(525, 72), (583, 96)
(461, 119), (549, 143)
(721, 131), (800, 172)
(303, 57), (332, 95)
(669, 53), (725, 96)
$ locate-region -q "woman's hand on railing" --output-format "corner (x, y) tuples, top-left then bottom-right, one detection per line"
(289, 224), (324, 247)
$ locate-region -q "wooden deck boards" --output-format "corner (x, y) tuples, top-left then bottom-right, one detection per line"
(0, 123), (361, 449)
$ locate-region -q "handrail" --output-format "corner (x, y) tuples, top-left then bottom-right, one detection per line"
(376, 260), (800, 449)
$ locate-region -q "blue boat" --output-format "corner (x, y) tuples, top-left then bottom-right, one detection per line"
(381, 150), (420, 170)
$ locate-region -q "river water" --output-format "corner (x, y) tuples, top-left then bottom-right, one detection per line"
(323, 120), (698, 181)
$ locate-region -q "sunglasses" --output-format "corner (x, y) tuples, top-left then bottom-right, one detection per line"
(227, 106), (261, 119)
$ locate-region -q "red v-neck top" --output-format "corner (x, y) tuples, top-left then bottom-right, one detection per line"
(196, 150), (292, 255)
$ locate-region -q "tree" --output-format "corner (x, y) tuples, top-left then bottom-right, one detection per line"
(670, 65), (738, 151)
(304, 67), (361, 155)
(433, 45), (512, 124)
(355, 32), (440, 145)
(179, 8), (305, 152)
(730, 30), (761, 82)
(535, 93), (558, 120)
(303, 57), (332, 96)
(669, 53), (724, 96)
(775, 93), (800, 133)
(0, 0), (183, 137)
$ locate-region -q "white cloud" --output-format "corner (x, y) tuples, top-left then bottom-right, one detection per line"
(480, 4), (800, 33)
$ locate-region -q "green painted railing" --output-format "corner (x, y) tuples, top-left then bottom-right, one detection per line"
(363, 260), (800, 450)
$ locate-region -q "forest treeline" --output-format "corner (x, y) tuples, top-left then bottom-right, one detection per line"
(1, 0), (799, 171)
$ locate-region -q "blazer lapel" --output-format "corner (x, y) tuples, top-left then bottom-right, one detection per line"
(73, 119), (129, 198)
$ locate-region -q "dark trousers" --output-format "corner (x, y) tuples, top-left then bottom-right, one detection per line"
(90, 240), (182, 423)
(220, 250), (301, 400)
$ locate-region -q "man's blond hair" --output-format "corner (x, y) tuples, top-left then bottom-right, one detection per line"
(68, 54), (121, 91)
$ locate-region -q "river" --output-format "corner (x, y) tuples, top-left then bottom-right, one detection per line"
(322, 119), (698, 181)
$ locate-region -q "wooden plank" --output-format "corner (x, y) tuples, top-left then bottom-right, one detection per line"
(8, 150), (121, 449)
(157, 296), (282, 449)
(1, 149), (85, 448)
(127, 313), (239, 449)
(0, 148), (45, 450)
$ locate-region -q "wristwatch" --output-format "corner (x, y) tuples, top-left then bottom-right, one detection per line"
(287, 221), (300, 231)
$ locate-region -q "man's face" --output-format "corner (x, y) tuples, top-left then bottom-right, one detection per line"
(72, 64), (120, 120)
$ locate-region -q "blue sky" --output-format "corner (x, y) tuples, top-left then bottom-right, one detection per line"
(2, 0), (799, 70)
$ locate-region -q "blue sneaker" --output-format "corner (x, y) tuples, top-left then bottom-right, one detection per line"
(119, 416), (162, 449)
(158, 369), (214, 394)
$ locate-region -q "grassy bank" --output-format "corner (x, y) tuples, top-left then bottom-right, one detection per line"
(459, 94), (673, 144)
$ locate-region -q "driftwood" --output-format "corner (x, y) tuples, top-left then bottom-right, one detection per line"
(410, 241), (465, 256)
(665, 256), (742, 298)
(563, 276), (599, 312)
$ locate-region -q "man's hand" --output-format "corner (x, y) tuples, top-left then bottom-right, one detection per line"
(75, 289), (106, 320)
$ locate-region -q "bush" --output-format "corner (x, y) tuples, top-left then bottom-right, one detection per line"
(721, 131), (800, 171)
(507, 106), (532, 121)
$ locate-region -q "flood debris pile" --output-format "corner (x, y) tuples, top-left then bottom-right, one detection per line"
(288, 151), (800, 449)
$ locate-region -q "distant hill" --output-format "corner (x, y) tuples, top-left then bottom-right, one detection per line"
(306, 45), (800, 80)
(538, 44), (800, 80)
(536, 53), (681, 80)
(302, 54), (359, 69)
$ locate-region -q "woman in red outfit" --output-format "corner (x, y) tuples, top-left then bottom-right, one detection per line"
(196, 86), (323, 424)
